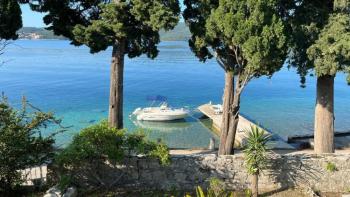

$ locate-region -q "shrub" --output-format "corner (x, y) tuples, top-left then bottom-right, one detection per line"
(55, 121), (170, 191)
(0, 96), (63, 193)
(325, 162), (337, 172)
(186, 178), (234, 197)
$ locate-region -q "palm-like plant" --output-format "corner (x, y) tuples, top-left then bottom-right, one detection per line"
(243, 126), (271, 197)
(185, 178), (234, 197)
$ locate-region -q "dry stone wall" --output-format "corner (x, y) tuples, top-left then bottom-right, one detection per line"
(58, 153), (350, 193)
(117, 153), (350, 193)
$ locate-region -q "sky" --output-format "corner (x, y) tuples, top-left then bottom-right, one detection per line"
(21, 2), (185, 27)
(21, 5), (46, 27)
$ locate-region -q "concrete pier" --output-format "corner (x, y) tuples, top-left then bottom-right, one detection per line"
(198, 103), (295, 149)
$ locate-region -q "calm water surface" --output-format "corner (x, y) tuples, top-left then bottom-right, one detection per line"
(1, 40), (349, 148)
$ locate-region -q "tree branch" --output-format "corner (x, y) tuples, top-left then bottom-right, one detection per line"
(237, 69), (254, 94)
(216, 56), (227, 70)
(214, 50), (228, 70)
(231, 45), (242, 68)
(0, 40), (11, 66)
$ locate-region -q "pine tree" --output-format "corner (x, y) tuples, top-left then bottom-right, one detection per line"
(0, 0), (22, 59)
(184, 0), (287, 155)
(287, 0), (350, 153)
(30, 0), (180, 128)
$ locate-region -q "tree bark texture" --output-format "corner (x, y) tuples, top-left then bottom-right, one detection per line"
(108, 39), (125, 129)
(224, 85), (241, 155)
(251, 173), (258, 197)
(314, 75), (335, 153)
(218, 72), (234, 155)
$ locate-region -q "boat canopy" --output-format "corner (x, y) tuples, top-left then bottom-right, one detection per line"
(146, 95), (167, 102)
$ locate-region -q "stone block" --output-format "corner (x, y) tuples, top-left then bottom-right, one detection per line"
(62, 187), (77, 197)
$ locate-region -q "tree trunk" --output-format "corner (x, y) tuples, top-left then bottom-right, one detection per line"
(251, 173), (258, 197)
(108, 39), (125, 129)
(224, 86), (241, 155)
(218, 71), (234, 155)
(314, 75), (334, 153)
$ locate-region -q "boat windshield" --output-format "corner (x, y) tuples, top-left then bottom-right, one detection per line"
(146, 95), (168, 107)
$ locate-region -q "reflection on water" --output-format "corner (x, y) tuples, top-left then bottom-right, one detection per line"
(129, 112), (220, 149)
(132, 119), (191, 132)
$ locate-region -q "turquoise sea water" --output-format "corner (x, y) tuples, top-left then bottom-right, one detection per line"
(1, 40), (349, 148)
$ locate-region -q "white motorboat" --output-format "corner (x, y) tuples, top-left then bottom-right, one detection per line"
(132, 102), (189, 121)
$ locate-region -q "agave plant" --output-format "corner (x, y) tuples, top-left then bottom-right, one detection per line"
(243, 126), (271, 197)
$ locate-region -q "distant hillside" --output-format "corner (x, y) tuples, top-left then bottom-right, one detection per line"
(160, 22), (191, 41)
(18, 27), (65, 40)
(19, 22), (191, 41)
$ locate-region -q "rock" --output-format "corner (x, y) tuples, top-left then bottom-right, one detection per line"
(45, 186), (61, 196)
(304, 187), (320, 197)
(43, 194), (59, 197)
(62, 187), (77, 197)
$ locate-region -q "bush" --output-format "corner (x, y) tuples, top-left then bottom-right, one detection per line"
(0, 96), (63, 193)
(186, 178), (234, 197)
(55, 121), (170, 191)
(325, 162), (337, 172)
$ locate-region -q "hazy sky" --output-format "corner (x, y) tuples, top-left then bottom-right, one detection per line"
(21, 2), (185, 27)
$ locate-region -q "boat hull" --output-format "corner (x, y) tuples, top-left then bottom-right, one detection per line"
(136, 113), (188, 121)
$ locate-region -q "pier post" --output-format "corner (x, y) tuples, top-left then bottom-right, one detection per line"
(208, 137), (215, 150)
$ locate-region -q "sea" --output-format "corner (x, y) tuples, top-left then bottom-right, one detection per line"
(1, 40), (349, 148)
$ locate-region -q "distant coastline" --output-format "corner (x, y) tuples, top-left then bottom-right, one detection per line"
(17, 27), (66, 40)
(18, 22), (191, 41)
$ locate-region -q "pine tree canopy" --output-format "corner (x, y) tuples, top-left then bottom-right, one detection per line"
(184, 0), (287, 80)
(0, 0), (22, 40)
(285, 0), (350, 85)
(307, 1), (350, 84)
(32, 0), (180, 56)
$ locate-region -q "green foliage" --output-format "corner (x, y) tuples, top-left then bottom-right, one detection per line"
(346, 187), (350, 193)
(207, 0), (286, 74)
(184, 0), (287, 76)
(286, 0), (350, 85)
(56, 121), (170, 189)
(206, 178), (230, 197)
(307, 12), (350, 83)
(148, 143), (171, 166)
(243, 126), (271, 175)
(0, 96), (63, 192)
(196, 186), (206, 197)
(244, 189), (252, 197)
(34, 0), (180, 57)
(186, 178), (234, 197)
(184, 0), (287, 156)
(19, 23), (191, 41)
(57, 174), (72, 191)
(57, 121), (170, 166)
(325, 162), (337, 172)
(0, 0), (22, 40)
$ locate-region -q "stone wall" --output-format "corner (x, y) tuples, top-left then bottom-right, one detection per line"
(114, 153), (350, 193)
